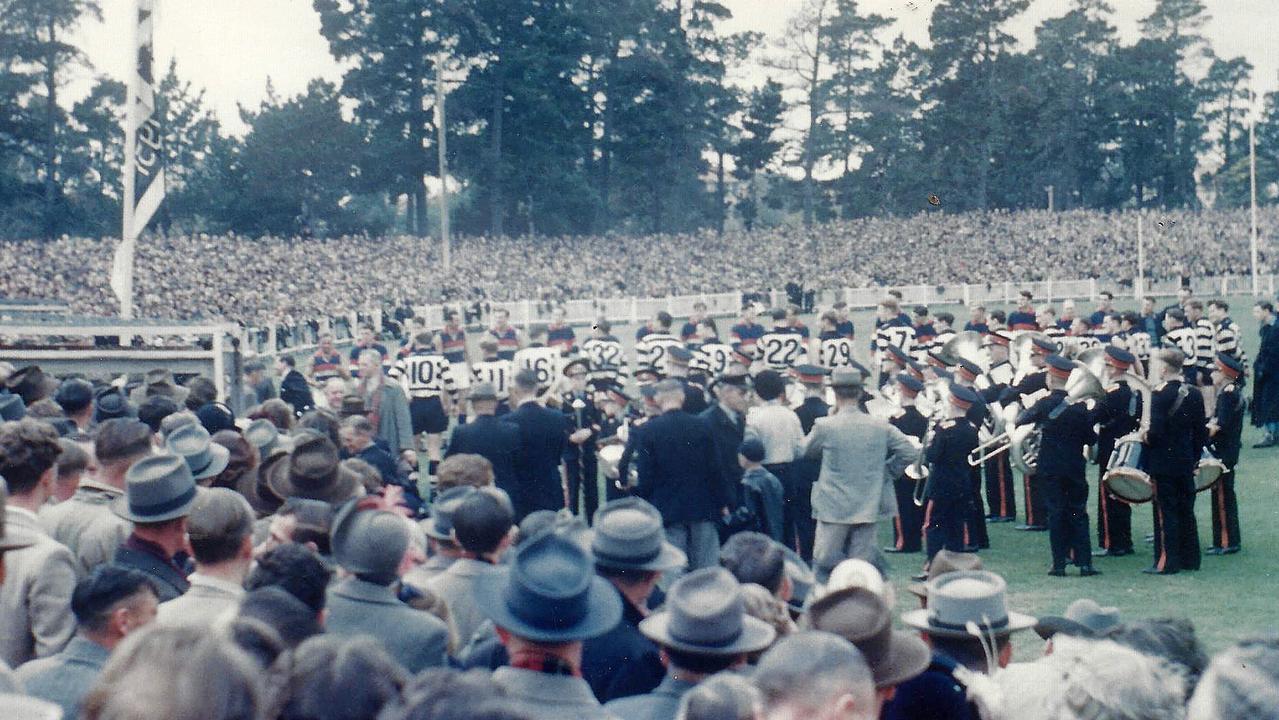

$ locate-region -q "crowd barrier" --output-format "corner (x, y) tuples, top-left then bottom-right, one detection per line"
(242, 273), (1278, 360)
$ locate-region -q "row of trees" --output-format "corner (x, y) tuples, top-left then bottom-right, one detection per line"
(2, 0), (1278, 240)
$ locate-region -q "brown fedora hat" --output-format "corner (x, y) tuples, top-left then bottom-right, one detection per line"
(237, 451), (288, 517)
(908, 549), (983, 599)
(265, 432), (356, 505)
(806, 587), (931, 688)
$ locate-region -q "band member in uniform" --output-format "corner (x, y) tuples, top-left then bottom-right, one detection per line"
(560, 358), (601, 521)
(999, 336), (1056, 531)
(1017, 355), (1099, 577)
(1161, 308), (1199, 385)
(1145, 348), (1208, 575)
(546, 306), (577, 354)
(1206, 353), (1245, 555)
(488, 308), (523, 361)
(635, 311), (683, 376)
(308, 333), (349, 384)
(790, 364), (830, 562)
(953, 359), (989, 550)
(978, 331), (1016, 522)
(581, 319), (627, 387)
(471, 339), (515, 415)
(1008, 290), (1037, 331)
(758, 308), (808, 371)
(388, 331), (456, 477)
(513, 325), (562, 396)
(887, 375), (927, 555)
(921, 384), (981, 566)
(1092, 347), (1139, 557)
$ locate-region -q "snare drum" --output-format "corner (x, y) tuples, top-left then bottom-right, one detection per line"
(1104, 437), (1153, 504)
(1194, 449), (1227, 493)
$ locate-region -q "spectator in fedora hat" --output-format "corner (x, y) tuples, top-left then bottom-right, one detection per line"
(403, 485), (476, 589)
(476, 531), (624, 720)
(805, 587), (931, 706)
(1034, 598), (1122, 646)
(54, 378), (94, 434)
(6, 366), (57, 406)
(606, 567), (775, 720)
(755, 631), (878, 720)
(92, 386), (135, 425)
(128, 369), (189, 407)
(266, 432), (359, 506)
(0, 393), (26, 422)
(111, 453), (199, 601)
(165, 423), (231, 486)
(242, 418), (280, 460)
(0, 420), (75, 667)
(324, 500), (449, 672)
(581, 497), (688, 703)
(888, 570), (1037, 720)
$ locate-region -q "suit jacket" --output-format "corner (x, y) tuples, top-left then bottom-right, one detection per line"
(582, 585), (665, 703)
(795, 396), (830, 435)
(492, 666), (619, 720)
(1146, 380), (1208, 478)
(279, 369), (314, 416)
(446, 414), (521, 496)
(1254, 320), (1279, 425)
(155, 573), (244, 628)
(635, 409), (731, 525)
(325, 577), (448, 673)
(113, 537), (191, 602)
(883, 653), (979, 720)
(604, 675), (698, 720)
(0, 509), (77, 666)
(39, 479), (132, 575)
(419, 558), (497, 650)
(506, 401), (569, 520)
(699, 404), (746, 497)
(15, 635), (109, 720)
(369, 382), (414, 452)
(800, 409), (917, 524)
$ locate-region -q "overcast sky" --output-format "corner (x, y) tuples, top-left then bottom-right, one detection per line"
(74, 0), (1278, 134)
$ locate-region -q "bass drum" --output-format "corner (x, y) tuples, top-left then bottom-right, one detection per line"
(1103, 437), (1153, 504)
(1194, 449), (1227, 493)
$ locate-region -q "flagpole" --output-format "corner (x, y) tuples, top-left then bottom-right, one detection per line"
(1251, 120), (1260, 296)
(117, 0), (141, 321)
(435, 54), (451, 273)
(1137, 214), (1144, 300)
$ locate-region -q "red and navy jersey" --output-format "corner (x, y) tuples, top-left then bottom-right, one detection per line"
(914, 323), (937, 348)
(1008, 311), (1037, 331)
(547, 323), (577, 353)
(635, 326), (652, 342)
(349, 342), (389, 377)
(835, 320), (854, 340)
(439, 328), (468, 364)
(964, 322), (989, 335)
(680, 321), (702, 342)
(488, 326), (520, 360)
(311, 351), (344, 381)
(730, 322), (766, 353)
(790, 322), (811, 340)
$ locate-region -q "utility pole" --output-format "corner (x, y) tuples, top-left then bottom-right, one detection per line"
(435, 54), (451, 273)
(1045, 185), (1055, 212)
(1251, 121), (1259, 296)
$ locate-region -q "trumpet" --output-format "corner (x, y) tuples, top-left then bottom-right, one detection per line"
(966, 423), (1037, 467)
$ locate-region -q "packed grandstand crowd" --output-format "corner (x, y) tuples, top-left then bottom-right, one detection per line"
(0, 207), (1272, 324)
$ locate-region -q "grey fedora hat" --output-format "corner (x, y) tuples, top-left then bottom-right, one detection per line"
(901, 570), (1037, 639)
(422, 485), (477, 541)
(1034, 598), (1122, 640)
(243, 419), (280, 457)
(591, 498), (686, 572)
(474, 530), (623, 643)
(330, 500), (409, 578)
(468, 382), (499, 402)
(112, 453), (199, 523)
(166, 422), (230, 481)
(640, 567), (776, 656)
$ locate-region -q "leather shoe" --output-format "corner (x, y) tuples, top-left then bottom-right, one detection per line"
(1047, 568), (1067, 577)
(1223, 546), (1241, 554)
(1079, 567), (1102, 577)
(1097, 548), (1133, 557)
(1204, 547), (1226, 555)
(883, 547), (917, 554)
(1252, 436), (1276, 448)
(1142, 566), (1178, 575)
(962, 545), (982, 553)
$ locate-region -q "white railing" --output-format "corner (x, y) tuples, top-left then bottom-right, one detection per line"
(244, 273), (1278, 359)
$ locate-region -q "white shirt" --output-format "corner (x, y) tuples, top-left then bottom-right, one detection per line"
(746, 401), (805, 465)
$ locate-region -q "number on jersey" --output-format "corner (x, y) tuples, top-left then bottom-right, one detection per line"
(820, 338), (856, 369)
(759, 334), (804, 369)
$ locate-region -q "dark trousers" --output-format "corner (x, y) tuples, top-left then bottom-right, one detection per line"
(791, 458), (819, 562)
(1042, 473), (1092, 570)
(984, 454), (1016, 520)
(765, 462), (799, 553)
(1152, 473), (1200, 572)
(892, 476), (923, 553)
(963, 467), (989, 548)
(924, 480), (965, 562)
(565, 451), (599, 523)
(1023, 470), (1048, 528)
(1096, 458), (1132, 552)
(1209, 468), (1241, 550)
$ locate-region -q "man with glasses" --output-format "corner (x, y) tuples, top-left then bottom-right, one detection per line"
(560, 358), (601, 521)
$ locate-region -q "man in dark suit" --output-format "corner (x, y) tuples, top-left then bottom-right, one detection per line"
(1145, 348), (1208, 575)
(636, 380), (733, 573)
(446, 382), (521, 499)
(275, 356), (313, 416)
(1250, 301), (1279, 447)
(505, 370), (568, 521)
(699, 371), (753, 509)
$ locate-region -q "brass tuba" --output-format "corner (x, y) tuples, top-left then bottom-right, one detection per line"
(939, 331), (989, 370)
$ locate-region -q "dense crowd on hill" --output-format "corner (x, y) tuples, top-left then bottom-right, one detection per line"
(0, 207), (1272, 324)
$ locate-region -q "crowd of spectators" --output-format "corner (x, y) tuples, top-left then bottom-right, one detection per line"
(0, 207), (1272, 325)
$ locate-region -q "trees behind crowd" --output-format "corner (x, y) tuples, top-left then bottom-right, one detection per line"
(2, 0), (1279, 241)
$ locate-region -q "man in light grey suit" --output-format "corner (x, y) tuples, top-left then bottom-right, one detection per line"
(799, 370), (917, 581)
(419, 487), (514, 647)
(17, 565), (158, 719)
(356, 349), (415, 466)
(325, 500), (448, 673)
(41, 418), (147, 574)
(0, 419), (78, 666)
(156, 488), (254, 627)
(0, 476), (35, 692)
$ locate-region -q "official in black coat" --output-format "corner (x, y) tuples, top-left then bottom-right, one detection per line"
(1207, 353), (1246, 554)
(1092, 347), (1140, 556)
(978, 331), (1017, 522)
(504, 370), (568, 521)
(954, 360), (990, 551)
(789, 365), (830, 562)
(561, 359), (602, 522)
(1145, 348), (1208, 575)
(888, 375), (927, 554)
(699, 371), (753, 506)
(922, 385), (980, 564)
(636, 380), (733, 572)
(1017, 356), (1098, 576)
(276, 356), (314, 416)
(1250, 301), (1279, 445)
(445, 382), (521, 502)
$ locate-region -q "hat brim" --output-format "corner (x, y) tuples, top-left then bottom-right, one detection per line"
(422, 524), (453, 542)
(191, 444), (231, 481)
(110, 488), (200, 524)
(900, 608), (1038, 639)
(472, 569), (623, 643)
(873, 630), (933, 688)
(639, 610), (776, 656)
(1033, 616), (1102, 641)
(0, 536), (34, 552)
(266, 457), (357, 506)
(235, 465), (281, 517)
(593, 542), (687, 573)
